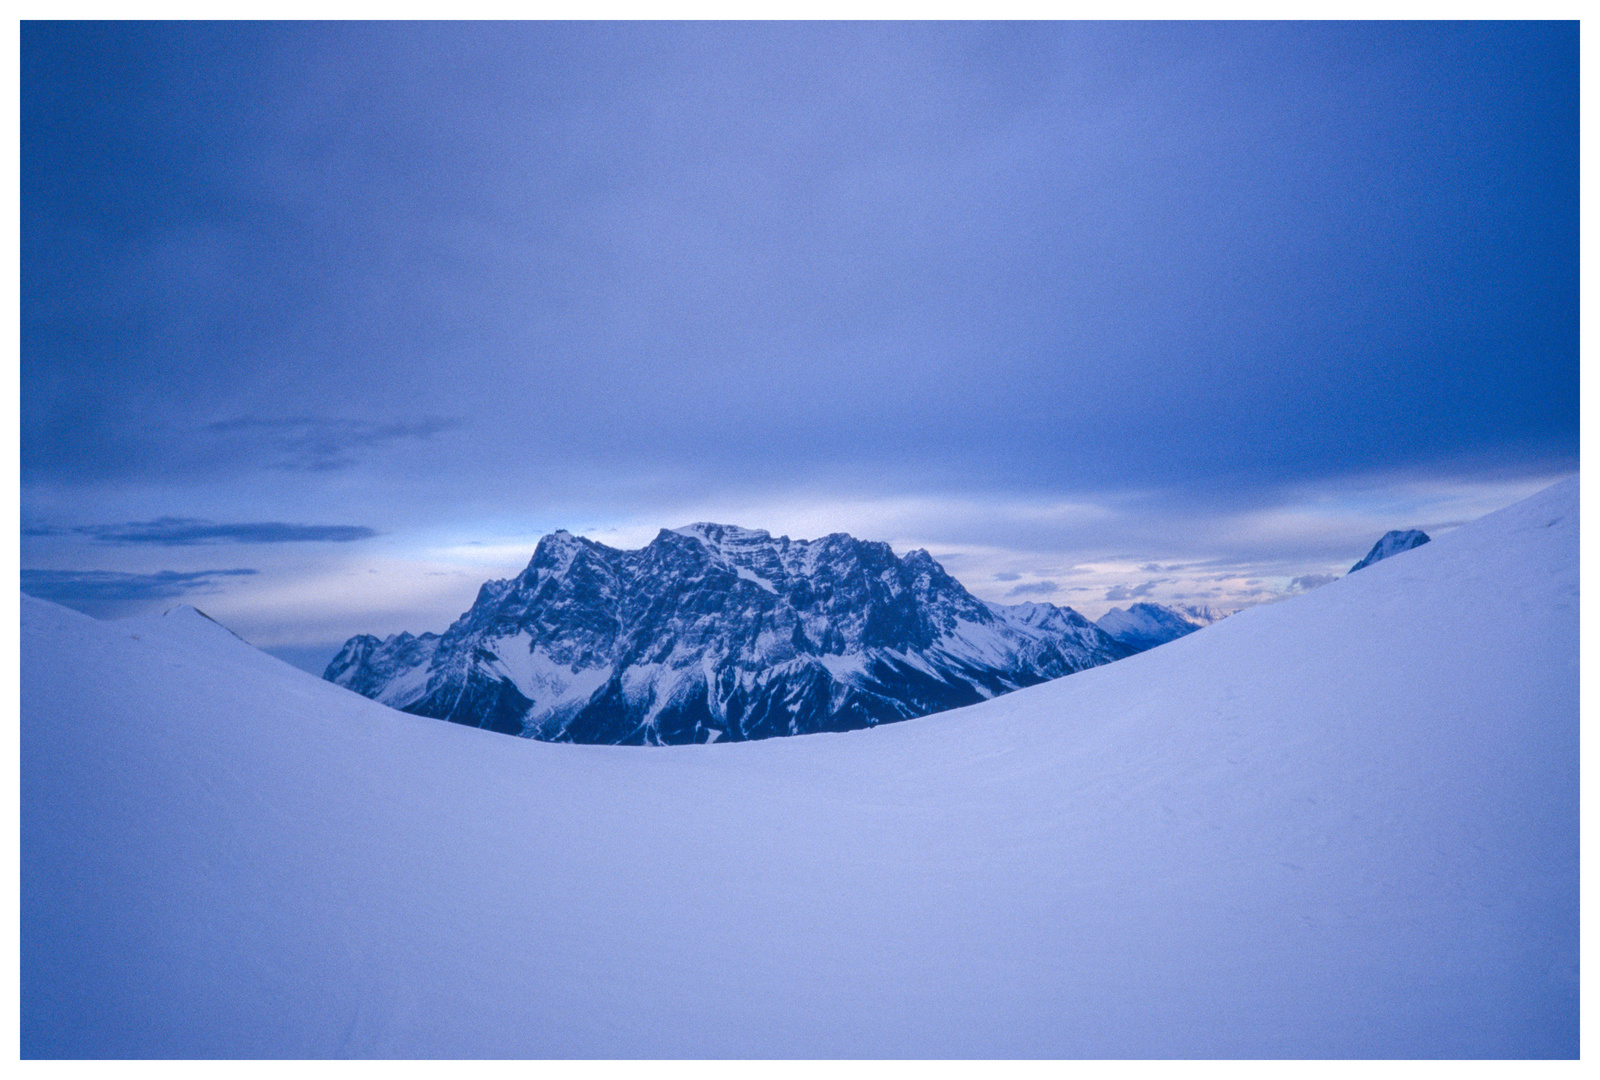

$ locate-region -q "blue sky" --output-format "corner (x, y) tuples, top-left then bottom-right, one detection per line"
(21, 21), (1578, 671)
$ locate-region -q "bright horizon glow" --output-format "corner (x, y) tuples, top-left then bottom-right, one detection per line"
(47, 467), (1563, 662)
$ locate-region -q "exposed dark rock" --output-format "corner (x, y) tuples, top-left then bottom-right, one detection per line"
(326, 524), (1135, 744)
(1350, 529), (1430, 573)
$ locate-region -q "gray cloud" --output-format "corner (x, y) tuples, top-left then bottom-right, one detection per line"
(17, 23), (1576, 643)
(1006, 580), (1059, 597)
(25, 517), (378, 545)
(1104, 580), (1163, 602)
(21, 24), (1575, 503)
(993, 571), (1022, 582)
(22, 568), (258, 618)
(205, 417), (458, 472)
(1289, 573), (1339, 592)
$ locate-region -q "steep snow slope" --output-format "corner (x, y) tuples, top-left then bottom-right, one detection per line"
(20, 478), (1577, 1058)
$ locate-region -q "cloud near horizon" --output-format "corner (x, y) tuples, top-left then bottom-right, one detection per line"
(1104, 580), (1167, 602)
(25, 518), (379, 545)
(22, 568), (260, 619)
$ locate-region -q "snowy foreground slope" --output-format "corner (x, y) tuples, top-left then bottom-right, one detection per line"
(21, 479), (1578, 1058)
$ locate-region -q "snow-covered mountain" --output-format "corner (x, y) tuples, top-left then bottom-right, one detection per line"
(1095, 601), (1227, 652)
(1350, 527), (1430, 571)
(21, 477), (1577, 1057)
(326, 524), (1133, 744)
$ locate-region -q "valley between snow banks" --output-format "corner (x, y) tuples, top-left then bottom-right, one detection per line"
(20, 479), (1578, 1058)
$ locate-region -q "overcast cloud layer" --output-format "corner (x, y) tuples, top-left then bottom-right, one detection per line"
(22, 22), (1577, 664)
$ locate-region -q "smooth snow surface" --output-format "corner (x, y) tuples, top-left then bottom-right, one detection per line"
(21, 479), (1578, 1058)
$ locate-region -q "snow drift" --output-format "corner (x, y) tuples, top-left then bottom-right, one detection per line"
(20, 478), (1578, 1058)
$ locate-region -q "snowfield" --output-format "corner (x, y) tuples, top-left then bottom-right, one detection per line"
(20, 478), (1578, 1058)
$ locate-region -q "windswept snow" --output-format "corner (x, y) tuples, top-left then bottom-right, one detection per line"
(20, 478), (1578, 1058)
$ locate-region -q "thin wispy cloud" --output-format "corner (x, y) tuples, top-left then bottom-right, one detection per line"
(25, 518), (378, 545)
(1104, 580), (1167, 602)
(1006, 580), (1060, 598)
(205, 417), (458, 472)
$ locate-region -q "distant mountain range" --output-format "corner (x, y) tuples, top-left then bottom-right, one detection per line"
(327, 524), (1138, 745)
(1094, 602), (1229, 652)
(326, 521), (1435, 745)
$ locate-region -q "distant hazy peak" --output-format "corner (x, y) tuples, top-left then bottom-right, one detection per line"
(1095, 601), (1226, 653)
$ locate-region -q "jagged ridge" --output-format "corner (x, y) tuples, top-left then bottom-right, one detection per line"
(326, 524), (1134, 744)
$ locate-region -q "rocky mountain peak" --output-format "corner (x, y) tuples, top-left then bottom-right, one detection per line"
(327, 523), (1135, 744)
(1350, 529), (1431, 573)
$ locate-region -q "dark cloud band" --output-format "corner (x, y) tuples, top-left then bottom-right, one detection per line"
(22, 568), (257, 604)
(25, 518), (377, 545)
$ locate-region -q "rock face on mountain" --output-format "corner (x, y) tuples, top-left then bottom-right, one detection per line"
(325, 523), (1135, 745)
(1350, 529), (1431, 573)
(1095, 602), (1227, 653)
